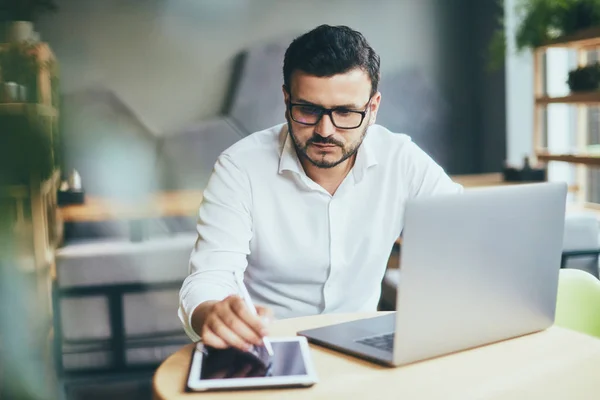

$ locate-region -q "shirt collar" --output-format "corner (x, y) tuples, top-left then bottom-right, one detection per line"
(278, 124), (379, 182)
(352, 126), (379, 183)
(278, 124), (304, 175)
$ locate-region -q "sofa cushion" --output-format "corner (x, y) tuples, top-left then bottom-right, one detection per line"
(55, 233), (196, 288)
(157, 117), (245, 192)
(227, 38), (292, 135)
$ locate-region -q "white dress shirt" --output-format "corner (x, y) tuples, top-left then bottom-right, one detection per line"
(179, 123), (462, 341)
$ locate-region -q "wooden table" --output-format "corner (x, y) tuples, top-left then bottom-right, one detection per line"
(452, 172), (513, 188)
(59, 174), (559, 244)
(152, 312), (600, 400)
(59, 190), (204, 222)
(58, 174), (512, 225)
(58, 190), (204, 241)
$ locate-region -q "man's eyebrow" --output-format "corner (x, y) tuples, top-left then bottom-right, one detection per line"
(293, 98), (320, 106)
(293, 98), (363, 109)
(334, 103), (363, 109)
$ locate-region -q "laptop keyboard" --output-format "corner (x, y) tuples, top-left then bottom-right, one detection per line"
(355, 332), (394, 352)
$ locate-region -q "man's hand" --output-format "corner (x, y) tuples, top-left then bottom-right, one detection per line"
(191, 295), (273, 352)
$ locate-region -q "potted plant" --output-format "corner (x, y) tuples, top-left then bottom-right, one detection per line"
(489, 0), (600, 70)
(0, 0), (58, 42)
(567, 62), (600, 92)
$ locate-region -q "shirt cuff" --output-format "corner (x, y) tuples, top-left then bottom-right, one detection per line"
(178, 274), (238, 342)
(178, 303), (202, 343)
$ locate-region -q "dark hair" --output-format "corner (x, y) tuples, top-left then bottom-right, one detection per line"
(283, 24), (381, 97)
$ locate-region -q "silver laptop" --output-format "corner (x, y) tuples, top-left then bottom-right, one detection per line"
(298, 182), (567, 367)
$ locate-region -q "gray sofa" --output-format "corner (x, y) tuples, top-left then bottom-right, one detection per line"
(54, 233), (196, 372)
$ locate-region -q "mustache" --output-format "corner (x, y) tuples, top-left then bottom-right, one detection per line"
(307, 134), (343, 147)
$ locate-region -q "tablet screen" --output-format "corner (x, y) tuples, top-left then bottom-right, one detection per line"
(199, 340), (308, 380)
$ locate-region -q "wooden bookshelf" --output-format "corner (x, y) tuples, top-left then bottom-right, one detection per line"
(1, 170), (62, 270)
(533, 27), (600, 205)
(0, 41), (58, 108)
(0, 40), (61, 331)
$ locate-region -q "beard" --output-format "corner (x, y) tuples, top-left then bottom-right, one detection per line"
(287, 119), (368, 169)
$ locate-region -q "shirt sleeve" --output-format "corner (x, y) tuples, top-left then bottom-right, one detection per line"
(178, 153), (252, 341)
(404, 140), (464, 198)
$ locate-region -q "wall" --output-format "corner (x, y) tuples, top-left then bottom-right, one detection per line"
(34, 0), (504, 175)
(470, 0), (507, 172)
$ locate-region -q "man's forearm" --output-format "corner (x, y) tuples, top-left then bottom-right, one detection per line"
(179, 269), (242, 341)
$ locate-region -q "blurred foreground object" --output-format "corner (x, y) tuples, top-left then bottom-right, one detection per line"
(0, 24), (61, 398)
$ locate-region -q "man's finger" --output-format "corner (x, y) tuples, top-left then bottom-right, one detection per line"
(228, 297), (268, 336)
(218, 301), (264, 345)
(201, 325), (228, 349)
(210, 315), (253, 351)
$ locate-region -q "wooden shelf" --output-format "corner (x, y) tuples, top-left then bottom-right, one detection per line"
(536, 152), (600, 166)
(0, 169), (60, 199)
(536, 91), (600, 105)
(537, 26), (600, 49)
(41, 169), (61, 195)
(0, 103), (57, 118)
(0, 184), (28, 198)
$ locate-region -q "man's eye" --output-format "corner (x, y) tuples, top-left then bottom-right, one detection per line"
(335, 110), (352, 116)
(299, 106), (321, 115)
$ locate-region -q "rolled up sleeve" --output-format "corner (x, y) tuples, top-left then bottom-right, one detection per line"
(178, 153), (253, 341)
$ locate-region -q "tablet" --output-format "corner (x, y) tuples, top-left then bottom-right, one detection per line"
(186, 336), (318, 391)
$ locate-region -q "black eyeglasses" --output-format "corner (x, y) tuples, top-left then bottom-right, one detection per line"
(288, 99), (371, 130)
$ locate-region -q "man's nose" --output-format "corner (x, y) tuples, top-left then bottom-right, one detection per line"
(315, 113), (336, 137)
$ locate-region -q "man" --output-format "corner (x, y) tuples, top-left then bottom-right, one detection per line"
(179, 24), (462, 352)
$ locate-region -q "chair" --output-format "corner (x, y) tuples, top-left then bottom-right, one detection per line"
(554, 269), (600, 339)
(379, 244), (401, 310)
(561, 212), (600, 278)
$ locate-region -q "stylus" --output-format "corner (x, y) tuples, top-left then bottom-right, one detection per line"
(234, 271), (275, 356)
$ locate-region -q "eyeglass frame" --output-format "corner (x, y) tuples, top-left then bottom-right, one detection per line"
(287, 97), (373, 130)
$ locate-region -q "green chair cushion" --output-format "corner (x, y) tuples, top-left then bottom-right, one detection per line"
(555, 269), (600, 339)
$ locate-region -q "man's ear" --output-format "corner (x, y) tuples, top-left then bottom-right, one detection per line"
(368, 91), (381, 126)
(282, 85), (290, 119)
(282, 85), (290, 104)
